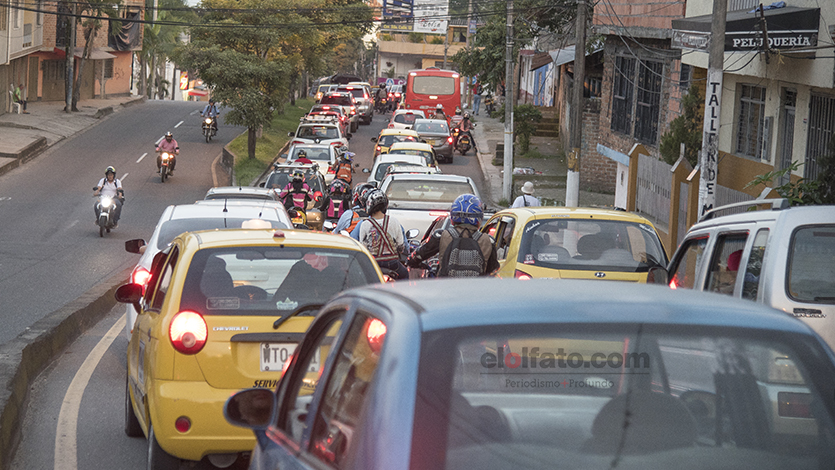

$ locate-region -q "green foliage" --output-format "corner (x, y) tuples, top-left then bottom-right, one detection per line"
(408, 32), (425, 43)
(745, 161), (822, 206)
(429, 35), (445, 45)
(659, 85), (703, 166)
(499, 103), (542, 154)
(383, 68), (396, 78)
(381, 34), (393, 41)
(815, 137), (835, 204)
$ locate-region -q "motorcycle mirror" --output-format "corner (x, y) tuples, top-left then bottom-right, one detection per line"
(125, 239), (146, 254)
(406, 228), (420, 240)
(362, 168), (370, 173)
(370, 137), (377, 142)
(92, 186), (97, 190)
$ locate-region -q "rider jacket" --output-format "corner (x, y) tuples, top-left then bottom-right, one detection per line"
(409, 223), (499, 275)
(279, 181), (312, 209)
(156, 138), (179, 153)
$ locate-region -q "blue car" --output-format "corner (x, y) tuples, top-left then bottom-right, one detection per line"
(226, 279), (835, 470)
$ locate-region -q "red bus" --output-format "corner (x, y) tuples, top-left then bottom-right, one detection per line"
(403, 68), (461, 118)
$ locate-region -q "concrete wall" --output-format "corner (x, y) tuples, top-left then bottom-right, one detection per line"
(594, 0), (686, 30)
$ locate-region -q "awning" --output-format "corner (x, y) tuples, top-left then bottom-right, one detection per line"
(74, 47), (117, 60)
(550, 46), (577, 68)
(530, 52), (553, 71)
(188, 89), (209, 97)
(672, 6), (820, 52)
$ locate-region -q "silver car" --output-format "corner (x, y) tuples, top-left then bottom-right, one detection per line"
(412, 118), (453, 163)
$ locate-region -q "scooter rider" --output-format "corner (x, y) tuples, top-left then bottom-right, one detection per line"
(323, 179), (351, 221)
(375, 84), (387, 111)
(358, 189), (409, 280)
(450, 107), (464, 128)
(155, 132), (179, 173)
(201, 99), (220, 135)
(334, 183), (376, 233)
(278, 170), (313, 210)
(456, 113), (476, 151)
(407, 194), (498, 277)
(432, 103), (446, 121)
(93, 166), (124, 226)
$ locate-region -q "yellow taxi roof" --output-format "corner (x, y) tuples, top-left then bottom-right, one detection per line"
(389, 141), (433, 151)
(179, 228), (368, 251)
(377, 128), (420, 138)
(495, 207), (658, 227)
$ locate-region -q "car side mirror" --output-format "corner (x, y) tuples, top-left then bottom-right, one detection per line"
(125, 239), (146, 254)
(224, 388), (277, 430)
(406, 228), (420, 240)
(287, 132), (294, 137)
(115, 283), (143, 304)
(280, 153), (288, 160)
(259, 182), (266, 188)
(362, 168), (370, 173)
(370, 137), (377, 142)
(647, 267), (669, 285)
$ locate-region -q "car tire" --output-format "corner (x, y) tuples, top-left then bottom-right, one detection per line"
(125, 377), (143, 437)
(147, 424), (180, 470)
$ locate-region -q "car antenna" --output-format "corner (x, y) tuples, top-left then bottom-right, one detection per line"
(223, 198), (228, 213)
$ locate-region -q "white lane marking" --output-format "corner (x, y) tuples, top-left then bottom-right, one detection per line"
(155, 136), (164, 145)
(0, 196), (11, 201)
(190, 110), (199, 115)
(174, 120), (184, 128)
(137, 152), (147, 163)
(54, 314), (126, 470)
(67, 220), (78, 229)
(121, 173), (129, 181)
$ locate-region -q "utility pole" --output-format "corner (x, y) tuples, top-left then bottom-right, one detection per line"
(698, 0), (727, 217)
(565, 0), (587, 207)
(502, 0), (514, 202)
(465, 0), (474, 109)
(65, 2), (76, 112)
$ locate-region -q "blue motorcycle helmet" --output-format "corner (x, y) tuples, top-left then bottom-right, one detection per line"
(450, 194), (483, 226)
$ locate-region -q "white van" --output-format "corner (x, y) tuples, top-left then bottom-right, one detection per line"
(658, 199), (835, 349)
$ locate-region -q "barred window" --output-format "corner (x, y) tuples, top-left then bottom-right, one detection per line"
(611, 56), (635, 135)
(635, 61), (663, 144)
(805, 94), (835, 180)
(103, 59), (114, 79)
(43, 60), (65, 82)
(735, 84), (766, 159)
(679, 63), (691, 91)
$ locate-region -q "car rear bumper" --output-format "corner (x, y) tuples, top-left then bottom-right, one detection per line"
(149, 380), (258, 461)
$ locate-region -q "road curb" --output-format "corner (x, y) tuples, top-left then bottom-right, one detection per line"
(0, 268), (129, 470)
(0, 137), (47, 178)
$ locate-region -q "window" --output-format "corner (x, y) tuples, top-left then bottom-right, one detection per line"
(742, 229), (769, 300)
(804, 94), (835, 180)
(150, 248), (179, 310)
(669, 236), (708, 289)
(310, 313), (386, 467)
(679, 63), (692, 91)
(787, 225), (835, 304)
(37, 0), (43, 25)
(735, 84), (767, 159)
(705, 233), (748, 295)
(280, 313), (345, 443)
(611, 56), (635, 135)
(103, 59), (114, 79)
(635, 61), (663, 144)
(12, 0), (20, 28)
(495, 216), (516, 261)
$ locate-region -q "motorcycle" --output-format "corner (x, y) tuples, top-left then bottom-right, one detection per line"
(93, 189), (121, 237)
(485, 95), (495, 114)
(158, 151), (174, 183)
(202, 116), (216, 142)
(452, 127), (474, 156)
(375, 97), (388, 114)
(288, 207), (310, 230)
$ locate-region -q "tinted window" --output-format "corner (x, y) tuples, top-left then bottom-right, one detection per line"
(705, 233), (748, 295)
(298, 126), (339, 139)
(180, 247), (380, 316)
(394, 113), (420, 125)
(379, 134), (417, 147)
(150, 247), (179, 310)
(338, 88), (364, 99)
(414, 121), (449, 134)
(384, 180), (475, 203)
(788, 225), (835, 304)
(266, 172), (326, 195)
(670, 237), (708, 289)
(412, 76), (455, 95)
(320, 95), (352, 106)
(516, 219), (667, 272)
(390, 149), (434, 165)
(742, 229), (769, 301)
(415, 324), (835, 469)
(156, 218), (287, 250)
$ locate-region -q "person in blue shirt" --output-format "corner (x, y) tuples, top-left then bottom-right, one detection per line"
(201, 99), (220, 135)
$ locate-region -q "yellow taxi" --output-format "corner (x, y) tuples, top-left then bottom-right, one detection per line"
(481, 207), (668, 281)
(387, 141), (437, 167)
(370, 128), (420, 157)
(115, 227), (384, 470)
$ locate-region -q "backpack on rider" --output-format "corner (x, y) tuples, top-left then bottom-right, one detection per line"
(438, 227), (485, 277)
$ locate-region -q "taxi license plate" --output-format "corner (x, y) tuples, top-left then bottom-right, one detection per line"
(425, 139), (436, 145)
(260, 342), (320, 372)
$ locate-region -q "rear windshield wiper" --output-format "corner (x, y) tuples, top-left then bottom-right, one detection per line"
(274, 304), (324, 330)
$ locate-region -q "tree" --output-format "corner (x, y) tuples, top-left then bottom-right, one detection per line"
(659, 85), (703, 166)
(141, 0), (192, 100)
(69, 0), (120, 111)
(499, 103), (542, 153)
(745, 161), (822, 206)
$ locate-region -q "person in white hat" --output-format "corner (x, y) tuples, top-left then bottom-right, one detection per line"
(511, 181), (541, 208)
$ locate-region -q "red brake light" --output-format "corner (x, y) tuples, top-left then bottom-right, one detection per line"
(132, 267), (151, 290)
(175, 416), (191, 433)
(447, 136), (454, 144)
(429, 211), (448, 217)
(322, 106), (330, 110)
(388, 123), (394, 128)
(327, 165), (336, 173)
(366, 319), (386, 354)
(292, 140), (305, 145)
(376, 146), (381, 152)
(778, 392), (813, 418)
(314, 191), (323, 201)
(515, 270), (532, 280)
(395, 93), (401, 98)
(169, 311), (208, 354)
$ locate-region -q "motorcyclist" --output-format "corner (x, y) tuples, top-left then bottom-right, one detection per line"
(407, 194), (499, 277)
(323, 179), (351, 221)
(155, 132), (179, 173)
(334, 182), (376, 234)
(432, 103), (446, 121)
(294, 149), (313, 164)
(450, 107), (464, 128)
(456, 113), (476, 151)
(93, 166), (124, 227)
(375, 84), (387, 112)
(333, 151), (355, 185)
(277, 170), (313, 210)
(358, 189), (409, 280)
(201, 99), (220, 135)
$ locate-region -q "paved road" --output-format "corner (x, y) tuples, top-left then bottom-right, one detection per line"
(0, 100), (238, 346)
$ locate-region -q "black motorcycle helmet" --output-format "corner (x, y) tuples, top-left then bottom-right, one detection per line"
(105, 166), (116, 177)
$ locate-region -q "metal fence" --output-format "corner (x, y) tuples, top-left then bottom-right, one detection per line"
(729, 0), (758, 11)
(636, 153), (672, 228)
(713, 184), (756, 217)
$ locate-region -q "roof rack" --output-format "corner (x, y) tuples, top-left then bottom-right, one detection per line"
(300, 114), (339, 124)
(699, 198), (790, 222)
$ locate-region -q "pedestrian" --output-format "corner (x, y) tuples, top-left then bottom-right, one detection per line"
(511, 182), (541, 208)
(13, 83), (28, 113)
(473, 81), (483, 116)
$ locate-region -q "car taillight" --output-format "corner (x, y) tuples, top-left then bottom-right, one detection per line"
(322, 106), (330, 110)
(447, 136), (454, 144)
(395, 93), (401, 98)
(778, 392), (813, 418)
(429, 211), (448, 217)
(175, 416), (191, 433)
(350, 107), (356, 115)
(330, 142), (343, 147)
(366, 319), (386, 354)
(327, 165), (336, 174)
(169, 311), (208, 355)
(292, 140), (305, 145)
(132, 266), (151, 291)
(388, 123), (394, 128)
(376, 146), (381, 152)
(515, 270), (532, 280)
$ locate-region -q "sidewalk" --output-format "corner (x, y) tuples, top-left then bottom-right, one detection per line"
(0, 95), (146, 177)
(471, 112), (614, 208)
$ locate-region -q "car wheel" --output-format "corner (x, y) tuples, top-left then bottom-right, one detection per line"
(147, 424), (180, 470)
(125, 376), (143, 437)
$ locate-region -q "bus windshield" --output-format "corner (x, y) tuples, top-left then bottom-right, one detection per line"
(412, 76), (456, 95)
